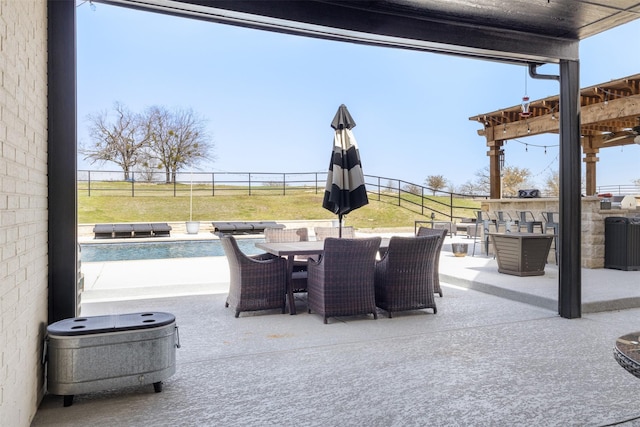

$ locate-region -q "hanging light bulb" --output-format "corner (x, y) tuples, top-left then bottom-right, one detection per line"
(520, 67), (531, 118)
(520, 96), (531, 118)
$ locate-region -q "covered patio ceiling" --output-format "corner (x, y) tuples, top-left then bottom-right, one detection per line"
(50, 1), (640, 322)
(469, 73), (640, 196)
(100, 1), (640, 63)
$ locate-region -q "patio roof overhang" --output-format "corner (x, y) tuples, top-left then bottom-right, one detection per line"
(469, 73), (640, 197)
(96, 1), (640, 64)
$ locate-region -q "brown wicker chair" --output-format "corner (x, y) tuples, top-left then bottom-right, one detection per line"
(374, 235), (440, 318)
(307, 237), (381, 324)
(264, 227), (309, 243)
(221, 235), (287, 318)
(264, 227), (309, 292)
(416, 227), (447, 297)
(313, 226), (355, 241)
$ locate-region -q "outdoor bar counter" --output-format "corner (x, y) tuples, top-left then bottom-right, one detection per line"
(480, 196), (639, 269)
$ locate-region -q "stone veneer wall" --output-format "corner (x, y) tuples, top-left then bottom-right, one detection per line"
(0, 1), (49, 426)
(480, 197), (638, 268)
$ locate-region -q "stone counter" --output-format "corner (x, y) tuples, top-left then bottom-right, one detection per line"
(480, 197), (638, 268)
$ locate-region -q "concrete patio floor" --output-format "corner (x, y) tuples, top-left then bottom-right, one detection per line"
(32, 232), (640, 426)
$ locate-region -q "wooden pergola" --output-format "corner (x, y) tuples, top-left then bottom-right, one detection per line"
(470, 73), (640, 198)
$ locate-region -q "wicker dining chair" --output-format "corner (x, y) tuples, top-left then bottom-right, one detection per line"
(374, 235), (440, 318)
(313, 226), (355, 241)
(307, 237), (381, 324)
(416, 227), (447, 297)
(264, 227), (310, 292)
(264, 227), (309, 244)
(221, 235), (287, 318)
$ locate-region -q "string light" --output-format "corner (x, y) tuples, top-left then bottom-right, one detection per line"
(597, 88), (628, 106)
(512, 138), (559, 151)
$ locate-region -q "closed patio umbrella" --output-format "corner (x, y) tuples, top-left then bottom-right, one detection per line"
(322, 104), (369, 237)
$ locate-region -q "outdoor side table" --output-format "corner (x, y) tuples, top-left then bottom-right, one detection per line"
(614, 332), (640, 379)
(489, 232), (554, 276)
(45, 312), (180, 407)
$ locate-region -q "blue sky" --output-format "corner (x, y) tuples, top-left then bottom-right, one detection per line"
(77, 3), (640, 190)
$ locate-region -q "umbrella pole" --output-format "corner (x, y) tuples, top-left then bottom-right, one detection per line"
(338, 214), (343, 238)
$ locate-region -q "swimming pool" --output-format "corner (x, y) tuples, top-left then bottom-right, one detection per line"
(80, 239), (265, 262)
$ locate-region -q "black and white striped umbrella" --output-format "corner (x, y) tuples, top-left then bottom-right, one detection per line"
(322, 104), (369, 237)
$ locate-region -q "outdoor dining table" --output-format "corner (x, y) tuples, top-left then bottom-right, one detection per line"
(256, 238), (390, 315)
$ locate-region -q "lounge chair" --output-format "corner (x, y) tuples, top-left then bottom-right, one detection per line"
(151, 223), (172, 237)
(132, 223), (153, 237)
(93, 224), (114, 239)
(113, 224), (133, 238)
(212, 221), (284, 235)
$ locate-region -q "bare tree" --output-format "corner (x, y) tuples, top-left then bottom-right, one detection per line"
(459, 179), (486, 196)
(501, 166), (533, 197)
(144, 106), (214, 183)
(81, 102), (148, 180)
(424, 175), (447, 195)
(470, 165), (532, 197)
(403, 183), (421, 195)
(472, 167), (491, 194)
(544, 170), (560, 197)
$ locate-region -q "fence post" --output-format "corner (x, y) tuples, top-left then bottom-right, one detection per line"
(131, 172), (135, 197)
(283, 173), (286, 196)
(87, 170), (91, 197)
(173, 177), (176, 197)
(212, 173), (215, 197)
(315, 173), (319, 194)
(377, 177), (381, 201)
(248, 173), (251, 196)
(397, 180), (401, 206)
(450, 193), (454, 221)
(421, 187), (424, 215)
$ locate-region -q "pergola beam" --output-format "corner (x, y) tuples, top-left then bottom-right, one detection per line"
(477, 93), (640, 143)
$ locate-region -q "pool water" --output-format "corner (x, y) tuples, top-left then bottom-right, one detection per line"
(80, 239), (265, 262)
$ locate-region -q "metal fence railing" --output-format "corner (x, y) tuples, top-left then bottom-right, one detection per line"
(78, 170), (488, 221)
(594, 185), (640, 196)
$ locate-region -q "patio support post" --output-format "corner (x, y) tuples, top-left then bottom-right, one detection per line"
(582, 136), (599, 196)
(558, 59), (581, 319)
(48, 0), (78, 323)
(487, 140), (503, 199)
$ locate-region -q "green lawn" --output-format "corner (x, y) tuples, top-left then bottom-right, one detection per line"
(78, 184), (482, 228)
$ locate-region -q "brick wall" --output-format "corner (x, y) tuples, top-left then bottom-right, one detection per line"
(0, 1), (49, 425)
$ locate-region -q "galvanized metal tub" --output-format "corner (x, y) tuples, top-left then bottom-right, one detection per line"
(46, 312), (179, 406)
